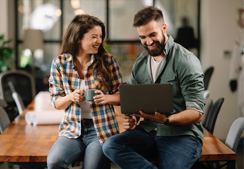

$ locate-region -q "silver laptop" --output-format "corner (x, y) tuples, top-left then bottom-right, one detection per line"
(119, 84), (173, 114)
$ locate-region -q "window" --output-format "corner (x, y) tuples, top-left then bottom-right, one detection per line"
(15, 0), (200, 85)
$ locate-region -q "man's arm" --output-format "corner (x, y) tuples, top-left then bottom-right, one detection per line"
(165, 109), (203, 125)
(134, 109), (203, 125)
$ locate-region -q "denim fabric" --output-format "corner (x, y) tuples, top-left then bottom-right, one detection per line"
(47, 119), (110, 169)
(103, 126), (202, 169)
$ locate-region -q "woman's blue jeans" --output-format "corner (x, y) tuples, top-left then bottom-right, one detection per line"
(47, 119), (110, 169)
(103, 126), (202, 169)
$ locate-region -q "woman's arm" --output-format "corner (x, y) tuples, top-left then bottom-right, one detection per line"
(55, 89), (85, 110)
(93, 91), (120, 105)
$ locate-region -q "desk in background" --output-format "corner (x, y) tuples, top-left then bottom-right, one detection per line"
(0, 102), (58, 162)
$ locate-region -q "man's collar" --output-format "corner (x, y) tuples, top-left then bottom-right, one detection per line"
(163, 35), (174, 56)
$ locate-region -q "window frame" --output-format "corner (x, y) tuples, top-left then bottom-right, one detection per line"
(14, 0), (201, 68)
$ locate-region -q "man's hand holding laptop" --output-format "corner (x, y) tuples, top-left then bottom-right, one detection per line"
(135, 111), (168, 124)
(123, 111), (169, 130)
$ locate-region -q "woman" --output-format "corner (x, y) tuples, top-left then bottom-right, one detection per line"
(47, 14), (123, 169)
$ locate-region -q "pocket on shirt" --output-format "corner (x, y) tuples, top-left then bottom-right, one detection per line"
(160, 73), (180, 97)
(137, 77), (151, 84)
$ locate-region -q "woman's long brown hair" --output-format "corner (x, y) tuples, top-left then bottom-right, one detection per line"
(59, 14), (111, 90)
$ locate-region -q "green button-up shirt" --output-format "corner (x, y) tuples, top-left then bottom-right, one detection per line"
(131, 36), (204, 140)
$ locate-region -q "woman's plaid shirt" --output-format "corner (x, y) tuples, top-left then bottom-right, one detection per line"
(49, 53), (123, 143)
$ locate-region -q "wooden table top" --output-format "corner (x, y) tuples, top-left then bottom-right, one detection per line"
(0, 104), (236, 162)
(0, 102), (59, 162)
(200, 128), (236, 161)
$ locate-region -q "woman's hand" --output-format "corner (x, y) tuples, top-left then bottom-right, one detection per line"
(69, 89), (86, 102)
(93, 90), (109, 105)
(54, 89), (85, 110)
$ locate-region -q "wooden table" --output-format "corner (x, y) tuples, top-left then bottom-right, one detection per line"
(0, 104), (236, 164)
(0, 102), (59, 162)
(200, 128), (236, 162)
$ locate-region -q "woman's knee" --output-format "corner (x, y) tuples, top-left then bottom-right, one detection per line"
(47, 152), (68, 169)
(47, 154), (59, 169)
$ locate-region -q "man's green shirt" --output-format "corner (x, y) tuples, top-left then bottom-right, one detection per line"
(131, 36), (205, 140)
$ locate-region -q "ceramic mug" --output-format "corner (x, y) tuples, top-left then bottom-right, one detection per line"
(82, 89), (97, 101)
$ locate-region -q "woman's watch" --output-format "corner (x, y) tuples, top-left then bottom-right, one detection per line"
(164, 117), (170, 125)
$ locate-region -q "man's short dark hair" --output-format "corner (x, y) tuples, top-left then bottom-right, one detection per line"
(133, 6), (164, 27)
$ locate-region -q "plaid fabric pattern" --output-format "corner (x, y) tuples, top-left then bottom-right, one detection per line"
(49, 53), (123, 143)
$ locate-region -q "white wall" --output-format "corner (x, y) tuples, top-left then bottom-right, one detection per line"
(201, 0), (243, 140)
(0, 0), (8, 38)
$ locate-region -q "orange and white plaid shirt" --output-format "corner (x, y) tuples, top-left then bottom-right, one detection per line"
(49, 53), (123, 143)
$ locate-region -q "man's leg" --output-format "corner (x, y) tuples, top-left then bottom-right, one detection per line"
(156, 135), (202, 169)
(103, 126), (158, 169)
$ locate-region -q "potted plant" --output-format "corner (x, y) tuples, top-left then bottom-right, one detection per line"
(0, 34), (14, 73)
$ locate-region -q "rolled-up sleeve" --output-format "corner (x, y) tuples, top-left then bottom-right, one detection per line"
(186, 102), (203, 115)
(178, 54), (205, 113)
(49, 59), (65, 108)
(109, 56), (123, 94)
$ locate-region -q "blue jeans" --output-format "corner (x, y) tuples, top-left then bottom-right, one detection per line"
(103, 126), (202, 169)
(47, 119), (110, 169)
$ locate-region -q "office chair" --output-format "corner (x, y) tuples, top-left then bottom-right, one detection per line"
(224, 117), (244, 169)
(204, 66), (214, 90)
(225, 117), (244, 153)
(202, 98), (213, 127)
(0, 70), (36, 108)
(204, 97), (224, 134)
(0, 98), (18, 122)
(8, 81), (25, 115)
(0, 107), (11, 133)
(0, 98), (8, 107)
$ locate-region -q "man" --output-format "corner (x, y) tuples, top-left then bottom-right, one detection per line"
(103, 6), (204, 169)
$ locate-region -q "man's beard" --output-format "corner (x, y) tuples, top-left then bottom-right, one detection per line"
(143, 33), (166, 56)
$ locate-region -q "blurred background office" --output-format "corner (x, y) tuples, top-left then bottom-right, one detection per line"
(0, 0), (243, 150)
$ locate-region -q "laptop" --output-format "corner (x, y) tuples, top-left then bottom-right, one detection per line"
(119, 84), (173, 114)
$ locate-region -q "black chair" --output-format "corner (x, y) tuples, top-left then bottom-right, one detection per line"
(0, 107), (11, 133)
(0, 70), (35, 108)
(204, 97), (224, 134)
(0, 98), (18, 122)
(203, 66), (214, 90)
(8, 81), (25, 115)
(202, 98), (213, 126)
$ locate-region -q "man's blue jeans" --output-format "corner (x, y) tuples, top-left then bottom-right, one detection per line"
(103, 126), (202, 169)
(47, 119), (110, 169)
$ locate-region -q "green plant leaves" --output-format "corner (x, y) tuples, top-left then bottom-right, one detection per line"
(0, 34), (14, 73)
